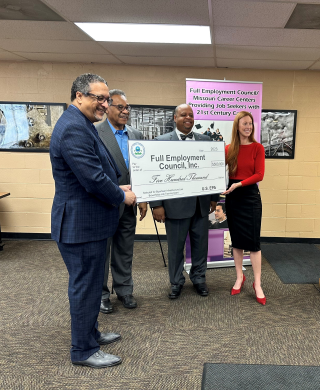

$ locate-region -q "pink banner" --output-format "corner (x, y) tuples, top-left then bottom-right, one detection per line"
(186, 79), (262, 135)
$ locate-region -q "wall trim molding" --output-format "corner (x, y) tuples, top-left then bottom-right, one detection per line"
(2, 232), (52, 240)
(260, 237), (320, 244)
(1, 232), (320, 244)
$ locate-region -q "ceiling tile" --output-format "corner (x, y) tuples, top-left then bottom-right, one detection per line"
(0, 49), (28, 61)
(100, 42), (214, 58)
(216, 45), (320, 61)
(211, 0), (294, 28)
(309, 61), (320, 70)
(0, 0), (318, 72)
(117, 56), (216, 67)
(12, 52), (122, 63)
(244, 0), (320, 3)
(217, 58), (314, 70)
(215, 26), (320, 47)
(0, 20), (91, 40)
(0, 39), (109, 54)
(44, 0), (210, 24)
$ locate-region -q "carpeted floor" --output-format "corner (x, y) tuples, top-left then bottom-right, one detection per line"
(260, 243), (320, 284)
(201, 363), (320, 390)
(0, 240), (320, 390)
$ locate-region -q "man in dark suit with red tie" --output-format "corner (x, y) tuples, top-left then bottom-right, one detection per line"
(50, 74), (136, 368)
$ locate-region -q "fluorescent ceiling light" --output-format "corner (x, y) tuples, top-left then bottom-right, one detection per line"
(75, 23), (211, 44)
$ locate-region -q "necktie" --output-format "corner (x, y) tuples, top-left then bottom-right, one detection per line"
(116, 130), (123, 135)
(180, 132), (193, 140)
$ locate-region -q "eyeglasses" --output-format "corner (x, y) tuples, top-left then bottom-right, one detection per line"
(109, 104), (131, 112)
(85, 93), (113, 104)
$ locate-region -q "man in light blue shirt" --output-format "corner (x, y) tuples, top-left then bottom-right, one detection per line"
(107, 114), (130, 169)
(96, 89), (147, 313)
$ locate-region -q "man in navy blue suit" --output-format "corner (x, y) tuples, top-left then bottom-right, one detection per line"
(50, 73), (136, 368)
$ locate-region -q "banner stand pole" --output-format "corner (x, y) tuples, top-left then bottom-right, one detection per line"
(150, 207), (167, 267)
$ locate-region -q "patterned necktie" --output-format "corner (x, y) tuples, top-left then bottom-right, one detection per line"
(180, 132), (193, 140)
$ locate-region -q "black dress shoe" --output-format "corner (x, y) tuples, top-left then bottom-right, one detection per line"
(194, 282), (209, 296)
(117, 294), (137, 309)
(97, 332), (121, 345)
(72, 350), (121, 368)
(100, 299), (113, 314)
(168, 284), (183, 299)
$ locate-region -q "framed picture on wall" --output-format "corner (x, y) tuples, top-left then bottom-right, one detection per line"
(260, 109), (297, 159)
(0, 102), (67, 152)
(128, 105), (175, 139)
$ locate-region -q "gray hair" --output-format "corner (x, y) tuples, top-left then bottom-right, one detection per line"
(109, 89), (126, 98)
(71, 73), (107, 101)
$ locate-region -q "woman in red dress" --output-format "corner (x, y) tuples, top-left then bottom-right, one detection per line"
(223, 111), (266, 305)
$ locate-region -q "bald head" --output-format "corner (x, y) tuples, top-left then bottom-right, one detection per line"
(174, 104), (191, 115)
(174, 104), (194, 134)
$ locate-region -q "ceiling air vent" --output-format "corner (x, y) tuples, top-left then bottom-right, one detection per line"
(285, 4), (320, 29)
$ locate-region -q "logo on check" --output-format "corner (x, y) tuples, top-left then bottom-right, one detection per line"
(131, 142), (145, 159)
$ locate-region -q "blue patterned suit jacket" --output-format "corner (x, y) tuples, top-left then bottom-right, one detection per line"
(50, 105), (124, 244)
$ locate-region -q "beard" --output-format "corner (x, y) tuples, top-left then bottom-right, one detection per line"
(93, 110), (105, 122)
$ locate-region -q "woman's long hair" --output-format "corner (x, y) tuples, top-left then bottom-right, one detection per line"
(226, 111), (257, 177)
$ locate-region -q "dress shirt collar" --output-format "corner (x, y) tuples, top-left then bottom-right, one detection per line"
(175, 128), (195, 140)
(107, 119), (127, 135)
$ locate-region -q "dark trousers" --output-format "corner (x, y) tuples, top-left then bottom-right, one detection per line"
(58, 238), (108, 362)
(165, 201), (208, 286)
(102, 205), (136, 299)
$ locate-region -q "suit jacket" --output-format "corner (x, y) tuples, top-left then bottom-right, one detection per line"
(96, 119), (143, 216)
(50, 105), (124, 244)
(149, 130), (219, 219)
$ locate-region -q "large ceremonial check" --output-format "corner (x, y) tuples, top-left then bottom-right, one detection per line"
(128, 140), (226, 202)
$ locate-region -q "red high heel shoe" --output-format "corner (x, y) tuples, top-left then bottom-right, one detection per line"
(231, 274), (246, 295)
(253, 282), (266, 305)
